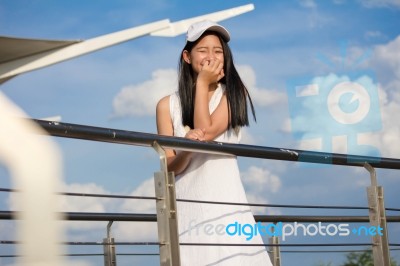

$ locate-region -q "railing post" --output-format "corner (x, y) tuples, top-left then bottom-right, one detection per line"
(269, 225), (281, 266)
(103, 221), (116, 266)
(364, 163), (390, 266)
(152, 141), (181, 266)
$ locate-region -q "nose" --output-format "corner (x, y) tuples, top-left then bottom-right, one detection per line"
(205, 53), (214, 60)
(205, 53), (220, 61)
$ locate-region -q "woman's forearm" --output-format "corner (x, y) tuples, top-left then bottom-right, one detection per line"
(167, 151), (193, 175)
(194, 81), (212, 129)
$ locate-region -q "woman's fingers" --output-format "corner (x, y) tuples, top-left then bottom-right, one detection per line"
(192, 128), (205, 141)
(199, 58), (224, 83)
(218, 68), (225, 81)
(185, 128), (206, 141)
(209, 58), (223, 70)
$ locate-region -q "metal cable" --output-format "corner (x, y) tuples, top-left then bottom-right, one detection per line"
(0, 253), (160, 258)
(2, 187), (399, 212)
(0, 188), (157, 201)
(179, 243), (373, 247)
(3, 249), (400, 258)
(176, 198), (369, 210)
(3, 240), (398, 247)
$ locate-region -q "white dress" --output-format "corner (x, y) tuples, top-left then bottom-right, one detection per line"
(169, 84), (272, 266)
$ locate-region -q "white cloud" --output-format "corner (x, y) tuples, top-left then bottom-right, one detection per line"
(59, 182), (112, 213)
(296, 0), (334, 29)
(7, 177), (160, 242)
(113, 177), (158, 241)
(7, 178), (157, 236)
(59, 182), (114, 231)
(240, 127), (257, 145)
(119, 178), (156, 213)
(60, 177), (159, 241)
(358, 87), (400, 157)
(245, 193), (281, 215)
(299, 0), (317, 8)
(111, 65), (286, 118)
(285, 73), (380, 139)
(241, 166), (282, 215)
(281, 118), (292, 134)
(7, 182), (112, 214)
(112, 221), (158, 242)
(59, 178), (158, 242)
(283, 73), (397, 157)
(351, 36), (400, 157)
(111, 68), (177, 117)
(282, 35), (400, 158)
(364, 30), (384, 40)
(237, 65), (286, 107)
(372, 35), (400, 89)
(241, 166), (282, 193)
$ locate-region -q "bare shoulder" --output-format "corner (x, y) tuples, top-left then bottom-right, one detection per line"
(156, 95), (172, 135)
(156, 95), (170, 114)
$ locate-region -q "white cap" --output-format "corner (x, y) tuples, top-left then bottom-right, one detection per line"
(186, 20), (230, 43)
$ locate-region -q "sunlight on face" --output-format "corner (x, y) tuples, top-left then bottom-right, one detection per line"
(188, 33), (224, 74)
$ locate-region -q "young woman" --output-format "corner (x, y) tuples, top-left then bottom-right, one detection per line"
(156, 20), (272, 266)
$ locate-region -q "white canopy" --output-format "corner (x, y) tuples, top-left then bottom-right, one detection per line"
(0, 4), (254, 85)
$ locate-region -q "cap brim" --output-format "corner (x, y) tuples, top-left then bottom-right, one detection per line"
(187, 25), (230, 43)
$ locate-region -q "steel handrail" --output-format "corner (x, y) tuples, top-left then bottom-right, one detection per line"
(1, 211), (400, 223)
(33, 119), (400, 169)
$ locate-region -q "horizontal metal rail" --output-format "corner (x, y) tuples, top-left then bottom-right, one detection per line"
(255, 215), (400, 223)
(3, 187), (400, 213)
(1, 239), (397, 248)
(0, 211), (155, 222)
(33, 119), (400, 169)
(2, 249), (400, 258)
(1, 211), (400, 223)
(278, 248), (400, 253)
(1, 239), (399, 248)
(19, 119), (399, 265)
(0, 240), (161, 246)
(179, 243), (374, 247)
(3, 187), (399, 212)
(0, 253), (160, 258)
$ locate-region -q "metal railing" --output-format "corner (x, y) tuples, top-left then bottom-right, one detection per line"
(1, 119), (399, 266)
(32, 119), (400, 169)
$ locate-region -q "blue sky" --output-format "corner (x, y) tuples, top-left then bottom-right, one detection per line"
(1, 0), (400, 265)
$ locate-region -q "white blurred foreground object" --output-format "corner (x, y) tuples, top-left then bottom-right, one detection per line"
(0, 92), (65, 266)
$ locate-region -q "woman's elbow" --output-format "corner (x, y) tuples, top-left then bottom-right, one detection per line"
(166, 153), (191, 175)
(203, 126), (226, 141)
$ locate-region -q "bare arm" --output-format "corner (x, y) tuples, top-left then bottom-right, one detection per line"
(194, 58), (229, 141)
(156, 95), (204, 175)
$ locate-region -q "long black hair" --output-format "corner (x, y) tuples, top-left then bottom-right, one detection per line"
(177, 31), (256, 130)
